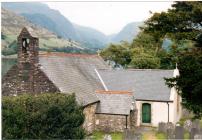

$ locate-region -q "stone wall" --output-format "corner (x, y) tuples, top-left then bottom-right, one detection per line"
(130, 109), (138, 130)
(83, 103), (97, 134)
(2, 64), (59, 96)
(95, 114), (130, 132)
(2, 27), (59, 96)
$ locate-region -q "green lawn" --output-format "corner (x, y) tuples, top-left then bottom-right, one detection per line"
(142, 131), (166, 140)
(111, 132), (123, 140)
(155, 132), (167, 139)
(91, 131), (123, 140)
(184, 132), (190, 139)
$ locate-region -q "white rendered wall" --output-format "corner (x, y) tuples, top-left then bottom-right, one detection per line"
(136, 101), (175, 127)
(135, 68), (182, 127)
(171, 87), (182, 124)
(170, 67), (182, 124)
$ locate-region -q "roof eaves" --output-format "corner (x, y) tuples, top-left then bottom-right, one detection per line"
(135, 99), (173, 102)
(96, 90), (133, 95)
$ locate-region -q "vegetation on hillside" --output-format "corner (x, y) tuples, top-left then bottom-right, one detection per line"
(2, 93), (85, 139)
(1, 8), (90, 55)
(2, 3), (142, 52)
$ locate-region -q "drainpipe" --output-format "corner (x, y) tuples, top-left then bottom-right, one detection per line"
(167, 102), (170, 122)
(126, 115), (128, 129)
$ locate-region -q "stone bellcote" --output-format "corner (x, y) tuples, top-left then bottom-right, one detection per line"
(17, 27), (39, 66)
(2, 27), (59, 95)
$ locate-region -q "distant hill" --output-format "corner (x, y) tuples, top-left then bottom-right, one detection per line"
(2, 2), (79, 40)
(2, 2), (107, 49)
(1, 8), (56, 38)
(109, 22), (142, 43)
(2, 2), (142, 49)
(1, 8), (83, 55)
(74, 24), (108, 49)
(21, 13), (58, 35)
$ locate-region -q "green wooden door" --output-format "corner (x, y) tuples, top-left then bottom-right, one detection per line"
(142, 103), (151, 123)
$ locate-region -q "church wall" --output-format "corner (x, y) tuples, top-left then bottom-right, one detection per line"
(83, 103), (97, 134)
(2, 28), (59, 96)
(2, 64), (59, 96)
(136, 101), (173, 127)
(171, 87), (182, 124)
(95, 114), (130, 132)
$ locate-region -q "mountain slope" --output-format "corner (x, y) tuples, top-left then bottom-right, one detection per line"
(74, 24), (108, 49)
(1, 8), (56, 38)
(2, 2), (109, 49)
(2, 2), (79, 40)
(110, 22), (142, 43)
(21, 13), (58, 36)
(2, 2), (142, 49)
(1, 8), (83, 55)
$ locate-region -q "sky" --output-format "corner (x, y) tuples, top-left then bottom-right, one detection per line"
(46, 2), (173, 35)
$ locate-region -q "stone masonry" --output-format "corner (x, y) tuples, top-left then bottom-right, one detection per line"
(83, 103), (97, 134)
(95, 114), (130, 132)
(2, 27), (59, 96)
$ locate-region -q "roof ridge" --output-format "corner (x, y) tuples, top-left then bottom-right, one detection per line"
(126, 69), (174, 71)
(97, 68), (174, 71)
(39, 52), (99, 58)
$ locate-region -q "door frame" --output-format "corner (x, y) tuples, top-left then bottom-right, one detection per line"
(141, 103), (151, 124)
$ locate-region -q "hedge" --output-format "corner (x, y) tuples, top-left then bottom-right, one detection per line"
(2, 93), (85, 139)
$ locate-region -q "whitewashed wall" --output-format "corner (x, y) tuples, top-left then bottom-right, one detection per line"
(170, 87), (182, 124)
(136, 101), (173, 127)
(135, 68), (182, 127)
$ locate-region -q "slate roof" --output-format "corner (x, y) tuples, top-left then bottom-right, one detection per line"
(95, 90), (134, 115)
(97, 69), (174, 102)
(39, 53), (109, 106)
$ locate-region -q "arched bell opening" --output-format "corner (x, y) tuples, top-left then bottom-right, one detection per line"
(22, 38), (30, 54)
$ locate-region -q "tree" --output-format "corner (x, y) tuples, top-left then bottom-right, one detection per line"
(129, 32), (161, 69)
(129, 47), (160, 69)
(143, 1), (202, 44)
(100, 33), (163, 69)
(131, 32), (161, 50)
(143, 1), (202, 118)
(2, 93), (85, 139)
(165, 50), (202, 118)
(100, 41), (131, 67)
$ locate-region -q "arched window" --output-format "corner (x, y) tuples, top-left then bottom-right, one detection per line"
(142, 103), (151, 123)
(22, 38), (30, 54)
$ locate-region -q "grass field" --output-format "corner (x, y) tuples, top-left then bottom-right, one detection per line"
(2, 34), (82, 50)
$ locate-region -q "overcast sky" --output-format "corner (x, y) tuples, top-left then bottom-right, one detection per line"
(46, 2), (173, 35)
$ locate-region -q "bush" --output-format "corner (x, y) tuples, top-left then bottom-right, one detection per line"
(2, 93), (85, 139)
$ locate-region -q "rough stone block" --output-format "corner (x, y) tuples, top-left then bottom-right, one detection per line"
(167, 128), (175, 139)
(190, 128), (200, 139)
(194, 134), (202, 139)
(175, 126), (184, 139)
(192, 119), (201, 130)
(158, 122), (167, 133)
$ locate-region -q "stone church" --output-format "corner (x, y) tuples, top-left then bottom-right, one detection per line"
(2, 27), (182, 133)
